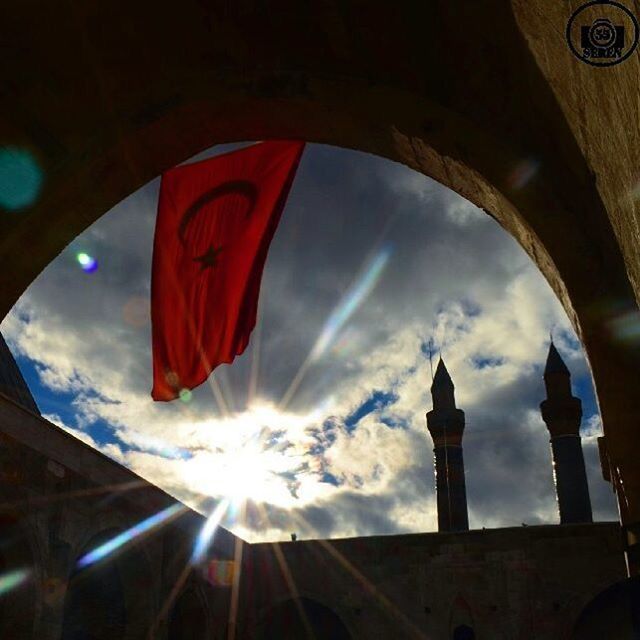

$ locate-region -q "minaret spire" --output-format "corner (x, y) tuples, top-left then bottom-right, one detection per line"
(426, 359), (469, 532)
(431, 358), (456, 410)
(540, 341), (592, 524)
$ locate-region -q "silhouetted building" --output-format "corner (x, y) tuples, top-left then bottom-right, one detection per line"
(0, 334), (627, 639)
(540, 342), (593, 524)
(426, 359), (469, 532)
(0, 333), (39, 415)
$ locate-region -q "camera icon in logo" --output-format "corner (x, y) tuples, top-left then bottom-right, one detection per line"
(566, 1), (639, 67)
(581, 18), (625, 59)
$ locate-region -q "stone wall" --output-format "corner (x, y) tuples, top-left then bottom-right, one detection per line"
(0, 391), (628, 639)
(3, 0), (640, 545)
(0, 393), (235, 639)
(240, 524), (626, 639)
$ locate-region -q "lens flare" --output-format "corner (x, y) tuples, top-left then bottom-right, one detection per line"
(192, 499), (230, 564)
(0, 568), (30, 596)
(124, 430), (192, 461)
(310, 245), (392, 362)
(279, 246), (392, 410)
(608, 310), (640, 344)
(330, 326), (364, 358)
(203, 559), (236, 587)
(0, 148), (42, 211)
(122, 295), (149, 327)
(507, 158), (539, 190)
(179, 388), (193, 403)
(76, 252), (98, 273)
(77, 503), (184, 568)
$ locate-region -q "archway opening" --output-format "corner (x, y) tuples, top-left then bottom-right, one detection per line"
(453, 623), (476, 640)
(1, 142), (617, 542)
(3, 5), (640, 542)
(61, 529), (154, 640)
(168, 586), (210, 640)
(0, 515), (35, 638)
(572, 576), (640, 639)
(260, 597), (351, 640)
(61, 541), (126, 640)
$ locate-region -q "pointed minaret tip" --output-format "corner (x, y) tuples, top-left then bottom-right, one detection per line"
(431, 357), (454, 390)
(544, 341), (570, 377)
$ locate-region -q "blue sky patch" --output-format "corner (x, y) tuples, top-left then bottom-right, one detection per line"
(380, 415), (408, 429)
(573, 373), (599, 425)
(420, 341), (434, 357)
(344, 389), (398, 431)
(471, 356), (505, 370)
(16, 354), (80, 426)
(460, 298), (482, 317)
(322, 471), (341, 486)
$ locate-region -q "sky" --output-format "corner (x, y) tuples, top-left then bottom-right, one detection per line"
(0, 143), (619, 542)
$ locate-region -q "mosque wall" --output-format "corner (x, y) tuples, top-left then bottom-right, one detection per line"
(240, 523), (626, 639)
(4, 0), (640, 571)
(0, 390), (628, 639)
(0, 393), (234, 639)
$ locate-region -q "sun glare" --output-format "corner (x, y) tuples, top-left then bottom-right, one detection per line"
(221, 443), (279, 503)
(182, 403), (327, 510)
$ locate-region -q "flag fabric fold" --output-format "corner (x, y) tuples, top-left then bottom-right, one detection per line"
(151, 141), (304, 401)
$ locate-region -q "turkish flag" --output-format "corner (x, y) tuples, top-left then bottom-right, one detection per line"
(151, 141), (304, 401)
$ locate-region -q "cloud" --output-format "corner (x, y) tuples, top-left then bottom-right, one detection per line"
(0, 143), (618, 542)
(43, 412), (126, 464)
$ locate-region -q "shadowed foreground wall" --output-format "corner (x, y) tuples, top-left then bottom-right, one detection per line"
(0, 393), (234, 639)
(239, 524), (626, 639)
(2, 1), (640, 554)
(0, 0), (640, 571)
(0, 391), (628, 638)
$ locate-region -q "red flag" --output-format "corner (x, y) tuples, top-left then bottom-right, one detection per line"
(151, 141), (304, 401)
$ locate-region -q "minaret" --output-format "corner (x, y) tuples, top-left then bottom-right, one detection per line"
(426, 359), (469, 532)
(540, 342), (592, 524)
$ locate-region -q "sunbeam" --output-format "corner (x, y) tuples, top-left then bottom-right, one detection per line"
(253, 501), (317, 639)
(192, 498), (230, 564)
(289, 511), (430, 639)
(77, 503), (185, 568)
(149, 498), (232, 639)
(310, 245), (392, 362)
(227, 501), (247, 640)
(247, 315), (263, 409)
(279, 244), (392, 410)
(0, 480), (146, 511)
(148, 564), (193, 640)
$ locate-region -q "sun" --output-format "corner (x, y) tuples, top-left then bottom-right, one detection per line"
(181, 403), (319, 509)
(219, 442), (280, 504)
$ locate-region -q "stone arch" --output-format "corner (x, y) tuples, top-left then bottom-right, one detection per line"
(448, 594), (475, 639)
(258, 596), (352, 640)
(61, 536), (126, 640)
(571, 576), (640, 639)
(167, 583), (212, 640)
(452, 623), (476, 640)
(61, 527), (155, 640)
(69, 508), (157, 583)
(3, 1), (640, 541)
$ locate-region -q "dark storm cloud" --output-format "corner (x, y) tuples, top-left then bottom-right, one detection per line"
(252, 147), (532, 409)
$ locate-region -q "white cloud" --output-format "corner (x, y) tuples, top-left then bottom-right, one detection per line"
(0, 144), (618, 542)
